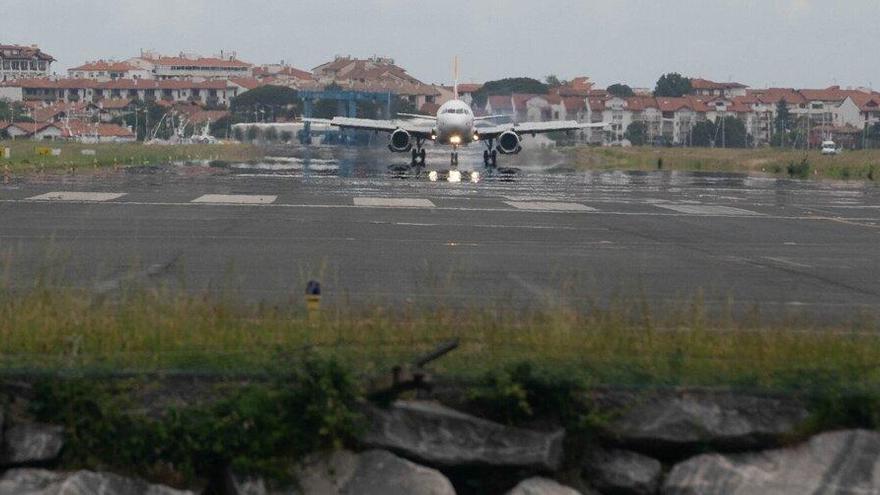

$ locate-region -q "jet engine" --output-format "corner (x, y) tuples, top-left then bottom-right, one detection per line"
(388, 129), (412, 152)
(496, 130), (522, 155)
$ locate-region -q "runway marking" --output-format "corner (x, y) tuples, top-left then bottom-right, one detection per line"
(504, 201), (596, 212)
(27, 192), (127, 202)
(763, 257), (813, 269)
(353, 197), (435, 208)
(191, 194), (277, 204)
(653, 204), (763, 216)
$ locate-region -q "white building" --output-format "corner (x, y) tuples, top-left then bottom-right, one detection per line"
(127, 51), (253, 80)
(68, 61), (151, 81)
(0, 44), (54, 81)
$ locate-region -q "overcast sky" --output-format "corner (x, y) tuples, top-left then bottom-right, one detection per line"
(3, 0), (876, 90)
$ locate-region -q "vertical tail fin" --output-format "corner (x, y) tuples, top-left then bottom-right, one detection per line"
(453, 56), (459, 100)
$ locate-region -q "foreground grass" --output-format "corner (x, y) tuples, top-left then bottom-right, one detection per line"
(1, 286), (878, 393)
(0, 140), (263, 174)
(570, 146), (880, 181)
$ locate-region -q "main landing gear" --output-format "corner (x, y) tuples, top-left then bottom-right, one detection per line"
(410, 138), (426, 173)
(483, 139), (498, 169)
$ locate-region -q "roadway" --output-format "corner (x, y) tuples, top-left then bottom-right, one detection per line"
(1, 149), (878, 322)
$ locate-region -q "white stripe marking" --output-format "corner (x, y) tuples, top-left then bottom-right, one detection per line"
(28, 192), (126, 202)
(504, 201), (596, 212)
(654, 204), (763, 216)
(191, 194), (277, 204)
(354, 197), (435, 208)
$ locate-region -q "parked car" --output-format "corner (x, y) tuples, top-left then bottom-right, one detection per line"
(820, 140), (841, 155)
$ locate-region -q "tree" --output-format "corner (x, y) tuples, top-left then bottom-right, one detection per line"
(545, 75), (566, 88)
(230, 85), (300, 122)
(245, 125), (259, 142)
(653, 73), (692, 97)
(209, 114), (232, 139)
(262, 126), (278, 142)
(232, 126), (244, 142)
(390, 96), (416, 116)
(716, 116), (748, 148)
(472, 78), (549, 107)
(607, 83), (635, 98)
(313, 99), (340, 119)
(625, 121), (647, 145)
(772, 99), (792, 147)
(691, 121), (716, 147)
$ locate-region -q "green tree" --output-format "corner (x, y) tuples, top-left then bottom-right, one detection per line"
(716, 116), (748, 148)
(262, 126), (278, 142)
(390, 96), (416, 116)
(232, 126), (244, 142)
(625, 121), (647, 145)
(653, 73), (692, 97)
(230, 85), (300, 123)
(313, 99), (340, 119)
(245, 125), (259, 142)
(472, 78), (549, 107)
(607, 83), (635, 98)
(773, 99), (792, 147)
(691, 120), (716, 147)
(545, 75), (566, 88)
(209, 114), (232, 139)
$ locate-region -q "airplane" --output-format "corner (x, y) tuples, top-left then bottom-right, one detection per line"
(324, 60), (609, 170)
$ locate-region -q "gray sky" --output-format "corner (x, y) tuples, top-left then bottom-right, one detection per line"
(3, 0), (876, 90)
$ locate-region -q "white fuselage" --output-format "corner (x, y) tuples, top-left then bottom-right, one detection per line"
(435, 99), (475, 146)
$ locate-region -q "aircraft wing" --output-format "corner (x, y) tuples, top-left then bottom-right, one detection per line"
(477, 121), (609, 140)
(329, 117), (434, 138)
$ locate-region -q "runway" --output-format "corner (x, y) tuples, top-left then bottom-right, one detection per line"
(1, 152), (879, 321)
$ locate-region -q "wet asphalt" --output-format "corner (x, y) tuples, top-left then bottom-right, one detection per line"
(1, 146), (878, 322)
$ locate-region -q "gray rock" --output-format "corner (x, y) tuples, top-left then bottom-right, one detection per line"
(0, 468), (193, 495)
(506, 477), (582, 495)
(2, 423), (64, 465)
(664, 429), (880, 495)
(361, 401), (564, 470)
(606, 391), (808, 450)
(296, 449), (455, 495)
(586, 448), (661, 495)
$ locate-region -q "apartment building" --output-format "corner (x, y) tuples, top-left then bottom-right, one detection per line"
(0, 78), (240, 106)
(0, 44), (54, 81)
(68, 61), (151, 80)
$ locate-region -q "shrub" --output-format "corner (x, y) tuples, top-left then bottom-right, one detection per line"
(29, 355), (362, 484)
(787, 158), (810, 179)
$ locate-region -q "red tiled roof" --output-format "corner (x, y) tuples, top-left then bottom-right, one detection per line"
(457, 83), (482, 93)
(419, 102), (440, 115)
(98, 98), (131, 110)
(228, 77), (264, 90)
(747, 88), (806, 105)
(562, 97), (586, 112)
(141, 55), (252, 69)
(70, 60), (138, 72)
(691, 78), (747, 90)
(187, 110), (230, 125)
(59, 121), (134, 138)
(0, 44), (54, 62)
(1, 78), (232, 90)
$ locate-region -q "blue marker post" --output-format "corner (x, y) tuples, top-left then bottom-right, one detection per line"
(306, 280), (321, 318)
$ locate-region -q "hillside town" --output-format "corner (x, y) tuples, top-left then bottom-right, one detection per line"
(1, 42), (879, 148)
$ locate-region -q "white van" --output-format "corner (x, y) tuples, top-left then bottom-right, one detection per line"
(821, 141), (840, 155)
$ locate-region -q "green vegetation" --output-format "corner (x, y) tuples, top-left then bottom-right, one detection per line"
(570, 145), (880, 181)
(229, 85), (301, 123)
(607, 83), (635, 98)
(0, 141), (263, 174)
(472, 77), (549, 107)
(625, 122), (647, 146)
(653, 72), (692, 97)
(28, 358), (361, 486)
(0, 284), (878, 392)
